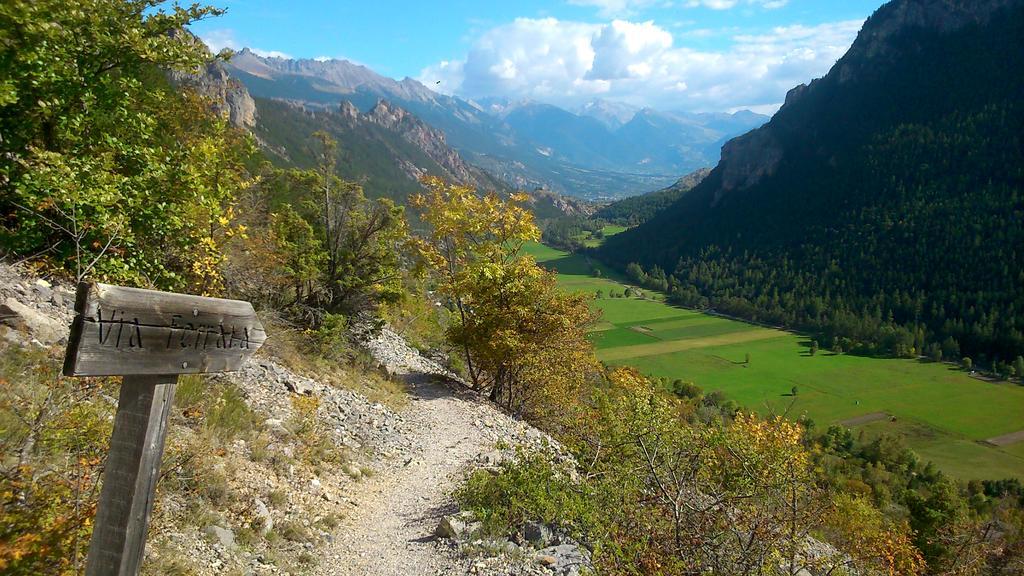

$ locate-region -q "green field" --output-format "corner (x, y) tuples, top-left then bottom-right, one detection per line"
(524, 241), (1024, 481)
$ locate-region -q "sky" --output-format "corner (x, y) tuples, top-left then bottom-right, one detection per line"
(190, 0), (885, 114)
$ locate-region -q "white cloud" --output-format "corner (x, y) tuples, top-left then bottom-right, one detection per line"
(198, 29), (238, 53)
(419, 17), (861, 113)
(588, 20), (673, 80)
(197, 28), (292, 59)
(249, 48), (292, 59)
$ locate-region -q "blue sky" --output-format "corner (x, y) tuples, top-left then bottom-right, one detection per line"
(190, 0), (885, 113)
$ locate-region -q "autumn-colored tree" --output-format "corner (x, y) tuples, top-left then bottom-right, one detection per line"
(527, 367), (925, 575)
(411, 177), (598, 417)
(589, 380), (822, 573)
(822, 494), (925, 576)
(925, 500), (1024, 576)
(0, 348), (115, 575)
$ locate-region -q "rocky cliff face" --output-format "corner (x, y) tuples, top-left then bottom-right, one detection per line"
(523, 188), (596, 220)
(362, 99), (490, 187)
(170, 59), (257, 129)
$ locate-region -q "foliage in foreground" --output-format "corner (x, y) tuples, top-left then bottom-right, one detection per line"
(0, 0), (261, 293)
(462, 366), (1024, 575)
(0, 345), (115, 575)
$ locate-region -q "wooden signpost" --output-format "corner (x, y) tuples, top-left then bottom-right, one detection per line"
(63, 282), (266, 576)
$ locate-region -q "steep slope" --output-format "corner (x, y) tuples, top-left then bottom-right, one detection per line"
(0, 263), (559, 576)
(169, 58), (257, 129)
(600, 0), (1024, 360)
(594, 167), (711, 226)
(252, 98), (506, 203)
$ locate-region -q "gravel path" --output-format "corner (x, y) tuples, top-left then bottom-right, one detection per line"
(316, 373), (490, 575)
(315, 329), (552, 576)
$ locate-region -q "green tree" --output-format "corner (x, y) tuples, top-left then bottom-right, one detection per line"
(266, 131), (409, 317)
(271, 204), (327, 305)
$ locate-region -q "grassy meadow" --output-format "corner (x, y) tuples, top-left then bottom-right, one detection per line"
(523, 240), (1024, 481)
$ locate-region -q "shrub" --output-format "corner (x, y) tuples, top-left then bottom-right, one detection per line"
(458, 448), (591, 538)
(0, 345), (114, 575)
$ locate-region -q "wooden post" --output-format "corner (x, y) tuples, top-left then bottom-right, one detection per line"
(85, 375), (177, 576)
(63, 282), (266, 575)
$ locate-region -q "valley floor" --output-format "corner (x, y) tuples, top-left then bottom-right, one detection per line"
(524, 242), (1024, 482)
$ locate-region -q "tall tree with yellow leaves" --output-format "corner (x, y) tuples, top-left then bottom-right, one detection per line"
(411, 177), (598, 419)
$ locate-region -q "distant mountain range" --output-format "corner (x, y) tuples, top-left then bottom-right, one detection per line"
(223, 49), (767, 199)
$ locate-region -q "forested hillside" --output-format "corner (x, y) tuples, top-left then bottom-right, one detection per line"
(600, 0), (1024, 366)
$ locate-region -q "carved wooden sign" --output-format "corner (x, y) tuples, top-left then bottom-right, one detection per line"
(62, 283), (267, 576)
(63, 282), (266, 377)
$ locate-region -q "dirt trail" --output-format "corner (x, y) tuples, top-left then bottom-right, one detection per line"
(315, 342), (506, 576)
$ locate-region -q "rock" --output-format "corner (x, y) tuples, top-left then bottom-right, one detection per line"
(537, 555), (557, 567)
(0, 297), (67, 344)
(537, 544), (590, 576)
(168, 57), (256, 129)
(284, 375), (315, 395)
(435, 512), (482, 540)
(32, 284), (52, 301)
(253, 498), (273, 535)
(34, 279), (51, 289)
(263, 418), (288, 436)
(204, 525), (236, 549)
(523, 521), (554, 547)
(479, 450), (504, 466)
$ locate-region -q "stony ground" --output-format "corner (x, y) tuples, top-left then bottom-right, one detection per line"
(316, 328), (556, 576)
